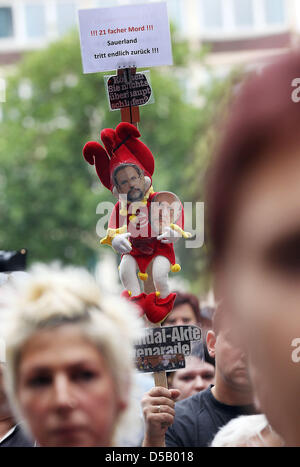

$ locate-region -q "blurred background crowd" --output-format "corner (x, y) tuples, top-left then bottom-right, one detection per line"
(1, 0), (299, 294)
(0, 0), (300, 449)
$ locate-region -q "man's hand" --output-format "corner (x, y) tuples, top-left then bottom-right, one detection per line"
(112, 232), (132, 254)
(142, 386), (180, 447)
(157, 227), (181, 244)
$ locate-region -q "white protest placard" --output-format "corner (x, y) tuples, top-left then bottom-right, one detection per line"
(78, 2), (173, 73)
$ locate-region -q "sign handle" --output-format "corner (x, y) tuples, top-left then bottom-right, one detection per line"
(148, 317), (169, 389)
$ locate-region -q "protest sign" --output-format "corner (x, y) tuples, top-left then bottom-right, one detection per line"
(78, 2), (173, 73)
(134, 325), (202, 373)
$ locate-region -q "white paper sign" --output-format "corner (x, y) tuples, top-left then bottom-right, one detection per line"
(78, 2), (173, 73)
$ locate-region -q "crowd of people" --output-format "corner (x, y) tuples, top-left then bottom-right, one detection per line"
(1, 50), (300, 447)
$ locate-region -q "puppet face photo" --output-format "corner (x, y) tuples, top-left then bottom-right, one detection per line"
(113, 164), (146, 202)
(150, 192), (182, 235)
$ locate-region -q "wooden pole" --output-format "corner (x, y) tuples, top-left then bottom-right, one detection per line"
(117, 68), (169, 389)
(153, 366), (168, 388)
(146, 264), (169, 389)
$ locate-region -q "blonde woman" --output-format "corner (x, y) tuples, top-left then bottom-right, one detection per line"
(1, 264), (142, 447)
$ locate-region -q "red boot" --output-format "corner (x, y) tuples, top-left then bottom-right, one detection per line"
(121, 290), (147, 317)
(144, 292), (176, 324)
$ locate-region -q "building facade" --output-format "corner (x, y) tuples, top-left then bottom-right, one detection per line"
(1, 0), (298, 63)
(0, 0), (299, 100)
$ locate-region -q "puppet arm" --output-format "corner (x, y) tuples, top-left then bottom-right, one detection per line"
(100, 201), (129, 249)
(101, 226), (132, 254)
(157, 227), (182, 244)
(100, 224), (128, 247)
(169, 223), (192, 239)
(111, 232), (132, 254)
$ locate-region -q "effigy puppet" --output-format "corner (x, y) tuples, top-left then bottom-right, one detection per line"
(83, 122), (191, 324)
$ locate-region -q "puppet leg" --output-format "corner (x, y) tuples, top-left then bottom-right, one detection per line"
(119, 254), (141, 297)
(119, 255), (147, 316)
(144, 255), (176, 324)
(152, 255), (171, 299)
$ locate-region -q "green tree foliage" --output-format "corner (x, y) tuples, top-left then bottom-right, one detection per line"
(0, 29), (239, 292)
